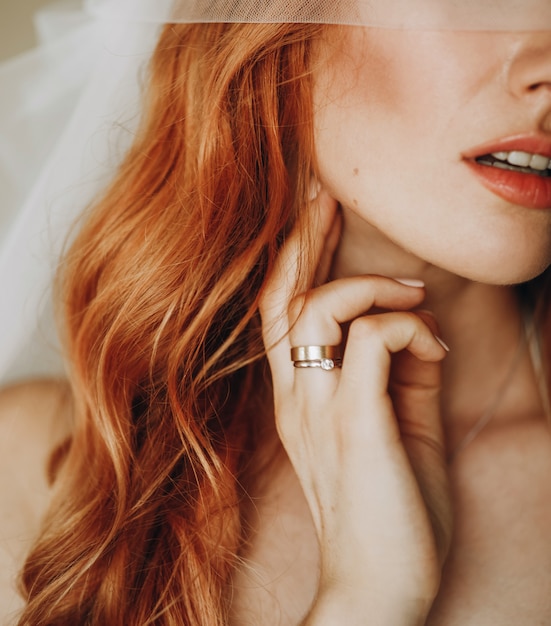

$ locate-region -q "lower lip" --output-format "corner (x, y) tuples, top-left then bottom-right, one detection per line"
(466, 160), (551, 210)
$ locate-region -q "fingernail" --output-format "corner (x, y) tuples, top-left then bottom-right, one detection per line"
(393, 278), (425, 288)
(435, 336), (450, 352)
(308, 178), (322, 201)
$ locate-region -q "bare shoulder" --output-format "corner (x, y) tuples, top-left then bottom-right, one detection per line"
(0, 379), (73, 623)
(0, 378), (73, 522)
(0, 377), (72, 437)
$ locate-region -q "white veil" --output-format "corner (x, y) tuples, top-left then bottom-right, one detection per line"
(1, 0), (551, 386)
(0, 2), (160, 384)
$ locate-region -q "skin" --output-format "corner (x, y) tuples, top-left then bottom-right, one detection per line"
(313, 27), (551, 439)
(257, 27), (551, 623)
(261, 200), (450, 624)
(3, 25), (551, 626)
(314, 28), (551, 284)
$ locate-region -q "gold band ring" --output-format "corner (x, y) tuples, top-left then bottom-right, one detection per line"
(291, 345), (343, 371)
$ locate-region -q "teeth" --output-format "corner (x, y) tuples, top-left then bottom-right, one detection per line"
(491, 150), (551, 171)
(529, 154), (550, 171)
(507, 151), (532, 167)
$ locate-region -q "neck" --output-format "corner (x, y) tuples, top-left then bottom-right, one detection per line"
(332, 208), (544, 451)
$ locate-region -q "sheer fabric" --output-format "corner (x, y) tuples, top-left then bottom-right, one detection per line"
(88, 0), (551, 30)
(0, 2), (159, 384)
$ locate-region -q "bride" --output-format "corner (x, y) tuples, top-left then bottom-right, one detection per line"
(2, 1), (551, 624)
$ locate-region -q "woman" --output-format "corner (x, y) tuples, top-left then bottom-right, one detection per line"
(2, 0), (551, 623)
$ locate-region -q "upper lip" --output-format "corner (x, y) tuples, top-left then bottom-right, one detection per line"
(463, 133), (551, 161)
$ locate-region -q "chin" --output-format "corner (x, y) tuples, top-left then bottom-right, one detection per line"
(453, 254), (551, 286)
(424, 226), (551, 285)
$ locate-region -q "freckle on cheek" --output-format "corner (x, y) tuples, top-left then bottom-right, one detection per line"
(353, 168), (359, 176)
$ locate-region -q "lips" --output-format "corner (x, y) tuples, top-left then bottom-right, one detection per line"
(464, 135), (551, 210)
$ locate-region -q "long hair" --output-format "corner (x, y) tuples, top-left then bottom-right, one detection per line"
(18, 21), (324, 625)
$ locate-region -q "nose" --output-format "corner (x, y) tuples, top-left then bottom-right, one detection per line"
(507, 33), (551, 99)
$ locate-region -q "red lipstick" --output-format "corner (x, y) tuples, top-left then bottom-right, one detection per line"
(463, 134), (551, 210)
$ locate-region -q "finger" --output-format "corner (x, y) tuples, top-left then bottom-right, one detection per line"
(390, 350), (443, 435)
(259, 188), (338, 348)
(260, 189), (339, 390)
(390, 309), (447, 390)
(286, 281), (427, 403)
(389, 310), (447, 451)
(288, 276), (426, 347)
(299, 185), (339, 292)
(387, 315), (451, 562)
(341, 311), (447, 405)
(314, 207), (342, 287)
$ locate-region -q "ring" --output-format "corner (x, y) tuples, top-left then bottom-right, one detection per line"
(291, 345), (343, 371)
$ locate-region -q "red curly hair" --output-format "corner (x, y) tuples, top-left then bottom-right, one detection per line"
(18, 21), (324, 625)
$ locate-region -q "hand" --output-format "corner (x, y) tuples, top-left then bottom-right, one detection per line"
(259, 189), (453, 624)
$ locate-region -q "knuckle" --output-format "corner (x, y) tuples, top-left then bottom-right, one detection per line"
(347, 311), (426, 344)
(401, 310), (424, 327)
(391, 311), (426, 339)
(288, 290), (324, 328)
(348, 315), (382, 342)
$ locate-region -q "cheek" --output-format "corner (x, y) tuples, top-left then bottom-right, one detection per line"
(313, 30), (551, 284)
(314, 29), (499, 182)
(314, 31), (445, 203)
(322, 30), (452, 134)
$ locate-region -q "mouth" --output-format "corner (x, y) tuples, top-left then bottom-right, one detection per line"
(464, 137), (551, 210)
(475, 151), (551, 178)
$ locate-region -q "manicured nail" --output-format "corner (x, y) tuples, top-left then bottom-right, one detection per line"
(435, 336), (450, 352)
(308, 178), (322, 201)
(393, 278), (425, 288)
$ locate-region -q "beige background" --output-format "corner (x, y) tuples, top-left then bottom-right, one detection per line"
(0, 0), (57, 62)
